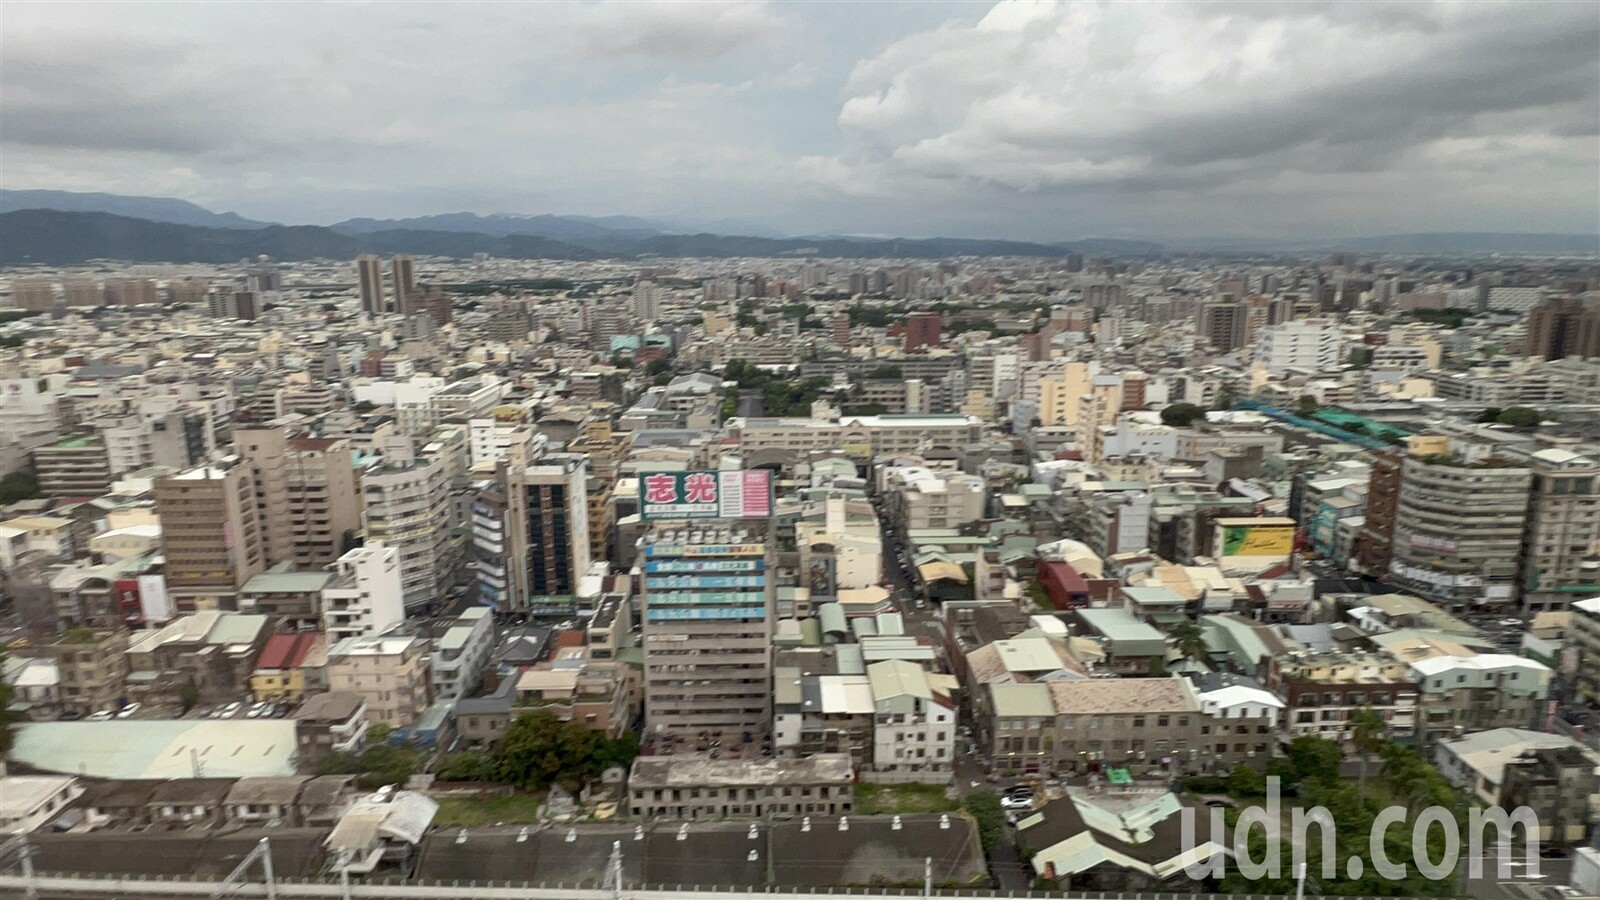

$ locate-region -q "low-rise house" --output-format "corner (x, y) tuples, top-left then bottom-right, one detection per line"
(1264, 649), (1418, 747)
(1406, 654), (1550, 745)
(3, 656), (61, 719)
(1072, 608), (1168, 675)
(298, 775), (358, 828)
(125, 611), (271, 706)
(867, 659), (957, 783)
(1501, 746), (1600, 845)
(147, 778), (236, 828)
(1434, 728), (1596, 806)
(455, 679), (517, 746)
(296, 691), (369, 762)
(1019, 792), (1230, 892)
(238, 568), (334, 631)
(251, 632), (328, 701)
(629, 754), (854, 820)
(82, 780), (157, 828)
(41, 628), (129, 716)
(327, 790), (439, 877)
(0, 776), (82, 832)
(226, 776), (311, 827)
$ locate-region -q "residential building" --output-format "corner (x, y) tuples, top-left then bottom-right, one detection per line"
(250, 632), (328, 701)
(356, 254), (385, 316)
(43, 629), (130, 716)
(1197, 297), (1248, 352)
(235, 426), (362, 571)
(628, 754), (853, 819)
(490, 455), (591, 610)
(391, 254), (416, 315)
(1407, 654), (1550, 745)
(124, 611), (271, 705)
(1524, 297), (1600, 361)
(1265, 650), (1418, 747)
(32, 434), (115, 497)
(362, 439), (459, 611)
(431, 607), (495, 701)
(326, 634), (432, 728)
(867, 660), (957, 783)
(730, 415), (983, 459)
(1569, 596), (1600, 704)
(322, 542), (405, 643)
(0, 776), (83, 833)
(1254, 318), (1341, 374)
(155, 460), (267, 612)
(1388, 448), (1531, 608)
(295, 691), (370, 761)
(1500, 746), (1600, 845)
(904, 311), (941, 350)
(1521, 449), (1600, 612)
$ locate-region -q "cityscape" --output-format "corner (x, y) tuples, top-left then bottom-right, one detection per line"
(1, 2), (1599, 900)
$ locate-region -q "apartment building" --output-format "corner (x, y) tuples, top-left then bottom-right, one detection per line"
(884, 468), (987, 531)
(235, 426), (361, 570)
(431, 607), (495, 701)
(326, 634), (432, 728)
(32, 434), (115, 497)
(124, 611), (271, 706)
(155, 460), (267, 612)
(362, 438), (459, 612)
(1265, 650), (1418, 746)
(1388, 449), (1532, 608)
(729, 414), (983, 458)
(867, 660), (957, 784)
(43, 629), (130, 716)
(1568, 596), (1600, 704)
(322, 543), (405, 643)
(1521, 448), (1600, 612)
(1254, 318), (1342, 374)
(1407, 655), (1550, 746)
(641, 522), (774, 742)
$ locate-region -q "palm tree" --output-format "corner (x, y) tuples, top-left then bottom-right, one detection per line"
(1169, 620), (1209, 663)
(1348, 706), (1388, 792)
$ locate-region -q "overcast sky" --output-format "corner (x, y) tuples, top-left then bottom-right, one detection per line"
(4, 0), (1597, 240)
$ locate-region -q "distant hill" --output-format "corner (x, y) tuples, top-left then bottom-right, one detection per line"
(332, 212), (663, 241)
(0, 210), (1121, 265)
(1168, 232), (1600, 255)
(0, 189), (272, 229)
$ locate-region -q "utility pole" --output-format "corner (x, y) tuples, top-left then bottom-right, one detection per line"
(924, 856), (932, 895)
(602, 839), (623, 899)
(0, 833), (36, 900)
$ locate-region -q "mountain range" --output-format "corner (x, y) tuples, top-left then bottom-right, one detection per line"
(0, 189), (1593, 265)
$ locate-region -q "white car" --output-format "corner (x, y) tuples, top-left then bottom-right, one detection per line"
(86, 710), (114, 721)
(115, 703), (141, 719)
(1000, 792), (1036, 811)
(217, 702), (242, 718)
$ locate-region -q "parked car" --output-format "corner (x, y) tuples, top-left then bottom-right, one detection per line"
(217, 702), (242, 718)
(115, 703), (141, 719)
(1001, 793), (1035, 811)
(86, 710), (114, 721)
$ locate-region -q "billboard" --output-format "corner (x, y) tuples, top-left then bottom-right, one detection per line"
(639, 470), (773, 520)
(1219, 524), (1294, 557)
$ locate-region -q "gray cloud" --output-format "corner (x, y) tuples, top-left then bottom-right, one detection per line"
(0, 0), (1593, 239)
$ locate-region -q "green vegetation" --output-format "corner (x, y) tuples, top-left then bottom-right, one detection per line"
(491, 710), (639, 792)
(847, 305), (896, 328)
(724, 359), (829, 417)
(0, 469), (40, 504)
(652, 373), (673, 387)
(1349, 706), (1388, 790)
(645, 358), (671, 376)
(962, 789), (1006, 856)
(1159, 402), (1206, 427)
(946, 317), (997, 336)
(1295, 395), (1320, 418)
(0, 335), (23, 349)
(0, 647), (20, 753)
(1168, 620), (1208, 662)
(432, 793), (547, 827)
(1478, 406), (1544, 430)
(842, 403), (889, 416)
(434, 749), (499, 782)
(867, 365), (903, 380)
(442, 278), (573, 296)
(314, 741), (424, 791)
(1215, 736), (1468, 896)
(61, 626), (102, 645)
(1406, 307), (1473, 328)
(853, 782), (959, 815)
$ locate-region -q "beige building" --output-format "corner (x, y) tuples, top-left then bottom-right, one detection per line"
(155, 460), (267, 612)
(730, 414), (983, 458)
(235, 425), (362, 571)
(326, 634), (432, 728)
(1570, 597), (1600, 704)
(362, 438), (459, 611)
(628, 754), (853, 820)
(43, 628), (130, 716)
(1521, 448), (1600, 612)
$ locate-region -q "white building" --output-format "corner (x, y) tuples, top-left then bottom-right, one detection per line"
(322, 542), (405, 642)
(0, 776), (82, 832)
(362, 439), (458, 611)
(431, 607), (496, 701)
(867, 660), (957, 784)
(1255, 318), (1342, 375)
(1196, 683), (1286, 730)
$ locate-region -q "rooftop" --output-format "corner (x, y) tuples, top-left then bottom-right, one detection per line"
(630, 753), (853, 788)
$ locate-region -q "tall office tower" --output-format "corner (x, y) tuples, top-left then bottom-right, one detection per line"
(638, 470), (775, 743)
(1196, 297), (1248, 352)
(9, 278), (55, 310)
(1525, 298), (1600, 361)
(155, 460), (267, 612)
(391, 254), (417, 315)
(903, 310), (942, 351)
(235, 425), (362, 570)
(356, 254), (385, 316)
(362, 437), (458, 612)
(476, 451), (591, 611)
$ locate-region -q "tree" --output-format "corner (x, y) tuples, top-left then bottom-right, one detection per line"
(1284, 735), (1343, 786)
(435, 750), (499, 782)
(367, 723), (394, 745)
(0, 470), (40, 504)
(867, 365), (903, 380)
(1348, 706), (1387, 791)
(962, 789), (1006, 855)
(652, 373), (672, 387)
(1295, 395), (1319, 418)
(1494, 406), (1542, 430)
(645, 358), (671, 376)
(178, 682), (201, 712)
(1476, 406), (1503, 423)
(1159, 402), (1206, 427)
(1168, 620), (1209, 662)
(493, 709), (601, 791)
(1227, 764), (1267, 798)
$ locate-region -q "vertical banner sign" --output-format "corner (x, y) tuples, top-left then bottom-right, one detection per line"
(640, 470), (774, 520)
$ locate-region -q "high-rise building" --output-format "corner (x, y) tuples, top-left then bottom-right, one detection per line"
(235, 425), (362, 571)
(9, 277), (55, 310)
(831, 313), (851, 347)
(362, 437), (459, 611)
(641, 520), (774, 741)
(155, 460), (267, 612)
(391, 254), (416, 315)
(1520, 448), (1600, 612)
(1524, 298), (1600, 361)
(1354, 449), (1403, 576)
(1254, 318), (1342, 374)
(476, 453), (591, 611)
(63, 277), (102, 307)
(207, 289), (258, 321)
(904, 311), (942, 351)
(630, 281), (661, 322)
(1197, 297), (1248, 352)
(1388, 446), (1531, 609)
(356, 254), (385, 316)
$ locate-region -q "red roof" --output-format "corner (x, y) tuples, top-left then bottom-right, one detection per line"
(555, 629), (585, 649)
(257, 633), (316, 670)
